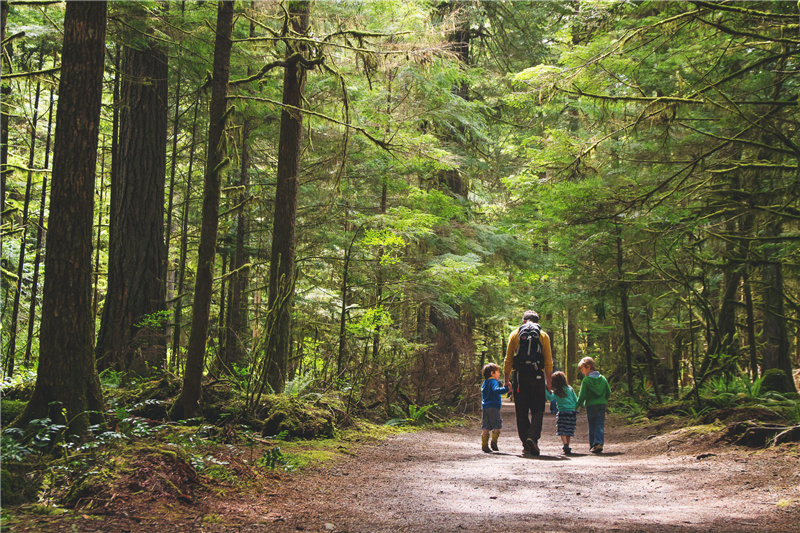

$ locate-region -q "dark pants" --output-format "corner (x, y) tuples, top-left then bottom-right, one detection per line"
(513, 371), (546, 443)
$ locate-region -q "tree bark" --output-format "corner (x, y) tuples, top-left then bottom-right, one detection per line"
(566, 303), (578, 383)
(615, 221), (634, 395)
(14, 1), (107, 435)
(96, 42), (168, 376)
(175, 0), (235, 419)
(264, 1), (310, 393)
(761, 217), (796, 392)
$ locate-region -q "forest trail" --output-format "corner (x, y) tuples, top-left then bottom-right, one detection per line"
(246, 401), (800, 533)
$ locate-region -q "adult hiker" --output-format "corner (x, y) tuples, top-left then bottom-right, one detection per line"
(504, 310), (553, 456)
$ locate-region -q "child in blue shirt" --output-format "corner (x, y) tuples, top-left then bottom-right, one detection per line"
(481, 363), (509, 453)
(545, 371), (579, 455)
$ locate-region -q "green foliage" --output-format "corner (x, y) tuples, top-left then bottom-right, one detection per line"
(257, 447), (294, 471)
(133, 310), (172, 329)
(260, 395), (337, 440)
(385, 403), (436, 427)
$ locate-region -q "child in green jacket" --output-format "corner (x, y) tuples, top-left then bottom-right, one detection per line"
(545, 371), (578, 455)
(576, 357), (611, 453)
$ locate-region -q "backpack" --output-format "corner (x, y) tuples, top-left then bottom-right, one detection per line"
(513, 322), (544, 374)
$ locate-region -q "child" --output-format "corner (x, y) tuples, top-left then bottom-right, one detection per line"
(545, 371), (578, 454)
(576, 357), (612, 453)
(481, 363), (509, 453)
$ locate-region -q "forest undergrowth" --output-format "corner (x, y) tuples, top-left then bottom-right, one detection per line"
(2, 368), (800, 531)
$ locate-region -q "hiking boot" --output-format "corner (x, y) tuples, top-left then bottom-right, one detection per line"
(562, 444), (571, 455)
(591, 444), (603, 454)
(525, 438), (540, 456)
(490, 441), (499, 452)
(482, 444), (492, 453)
(523, 438), (533, 455)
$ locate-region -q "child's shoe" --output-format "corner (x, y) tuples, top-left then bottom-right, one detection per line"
(590, 444), (603, 454)
(490, 441), (499, 452)
(562, 444), (571, 455)
(482, 444), (492, 453)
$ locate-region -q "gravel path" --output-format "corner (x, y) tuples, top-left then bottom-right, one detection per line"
(256, 401), (800, 533)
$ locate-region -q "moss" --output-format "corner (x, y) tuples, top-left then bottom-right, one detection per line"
(260, 395), (336, 439)
(1, 463), (42, 505)
(762, 368), (792, 394)
(1, 399), (27, 426)
(105, 375), (181, 418)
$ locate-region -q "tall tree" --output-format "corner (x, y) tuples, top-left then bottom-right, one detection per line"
(95, 22), (169, 376)
(174, 0), (235, 419)
(14, 1), (107, 435)
(264, 0), (311, 393)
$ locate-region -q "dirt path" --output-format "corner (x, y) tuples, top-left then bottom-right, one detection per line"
(243, 401), (800, 533)
(11, 401), (799, 532)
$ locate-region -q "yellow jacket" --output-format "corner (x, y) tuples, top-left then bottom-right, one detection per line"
(503, 322), (553, 388)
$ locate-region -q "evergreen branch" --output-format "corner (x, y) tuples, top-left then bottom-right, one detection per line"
(566, 87), (795, 107)
(678, 123), (798, 157)
(7, 0), (61, 5)
(694, 15), (800, 45)
(229, 52), (325, 87)
(692, 1), (799, 20)
(228, 94), (392, 153)
(218, 194), (257, 219)
(2, 30), (25, 46)
(709, 163), (798, 173)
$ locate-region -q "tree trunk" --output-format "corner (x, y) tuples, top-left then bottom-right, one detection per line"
(4, 53), (44, 377)
(224, 9), (255, 372)
(0, 0), (10, 217)
(24, 67), (56, 367)
(615, 221), (634, 395)
(171, 99), (201, 369)
(96, 42), (168, 377)
(14, 1), (107, 435)
(566, 304), (578, 383)
(264, 1), (310, 393)
(175, 0), (235, 420)
(165, 4), (186, 348)
(761, 218), (796, 392)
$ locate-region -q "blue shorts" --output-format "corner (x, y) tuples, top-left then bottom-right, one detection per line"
(482, 407), (502, 430)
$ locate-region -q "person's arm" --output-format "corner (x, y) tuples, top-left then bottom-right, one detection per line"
(576, 380), (586, 407)
(568, 387), (579, 409)
(541, 331), (553, 390)
(503, 329), (518, 388)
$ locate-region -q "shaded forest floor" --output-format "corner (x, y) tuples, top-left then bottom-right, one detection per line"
(5, 401), (800, 532)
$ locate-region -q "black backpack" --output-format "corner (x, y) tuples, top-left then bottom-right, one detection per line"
(513, 322), (544, 374)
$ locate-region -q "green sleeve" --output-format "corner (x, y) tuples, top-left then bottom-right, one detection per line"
(576, 382), (586, 407)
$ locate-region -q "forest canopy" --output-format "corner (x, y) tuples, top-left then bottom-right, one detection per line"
(1, 0), (799, 434)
